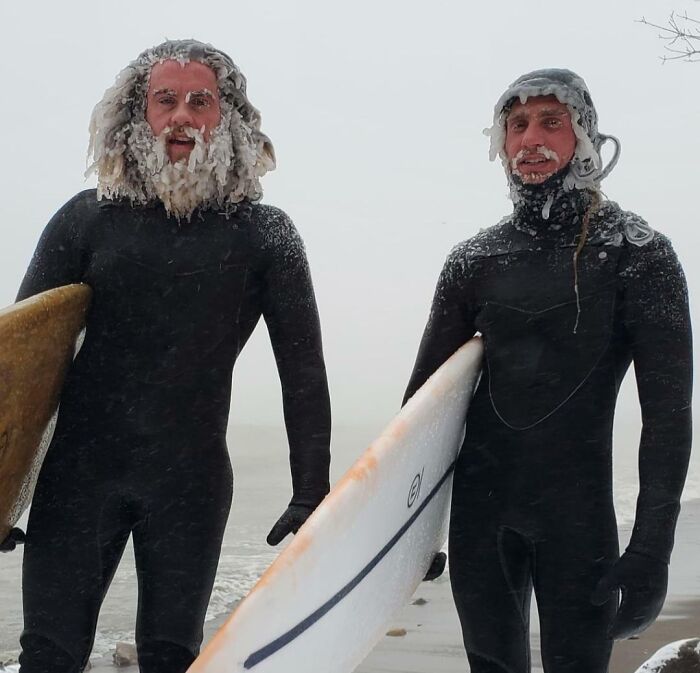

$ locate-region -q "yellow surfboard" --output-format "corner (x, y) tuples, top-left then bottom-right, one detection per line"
(0, 284), (92, 541)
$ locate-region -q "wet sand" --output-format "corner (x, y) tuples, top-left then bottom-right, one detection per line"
(81, 499), (700, 673)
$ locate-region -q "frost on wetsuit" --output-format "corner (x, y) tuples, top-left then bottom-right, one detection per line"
(15, 189), (331, 672)
(403, 179), (692, 673)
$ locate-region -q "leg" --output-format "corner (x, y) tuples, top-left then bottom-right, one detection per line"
(20, 467), (132, 673)
(449, 512), (535, 673)
(132, 455), (233, 673)
(534, 520), (618, 673)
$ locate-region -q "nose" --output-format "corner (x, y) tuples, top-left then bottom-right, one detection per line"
(521, 123), (545, 150)
(170, 101), (194, 129)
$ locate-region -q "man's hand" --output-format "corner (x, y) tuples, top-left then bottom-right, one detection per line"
(423, 552), (447, 581)
(0, 527), (26, 553)
(591, 550), (668, 640)
(266, 504), (315, 546)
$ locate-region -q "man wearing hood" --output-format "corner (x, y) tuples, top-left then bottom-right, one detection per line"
(404, 69), (692, 672)
(2, 40), (331, 673)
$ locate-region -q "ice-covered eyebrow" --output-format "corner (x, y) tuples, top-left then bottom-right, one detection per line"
(508, 107), (569, 123)
(151, 88), (177, 98)
(185, 89), (217, 102)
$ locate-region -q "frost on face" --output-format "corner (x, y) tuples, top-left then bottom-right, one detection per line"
(184, 89), (215, 105)
(510, 146), (562, 194)
(85, 40), (276, 218)
(124, 119), (236, 220)
(484, 82), (619, 196)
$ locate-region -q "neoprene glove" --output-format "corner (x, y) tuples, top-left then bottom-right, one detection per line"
(591, 550), (668, 640)
(266, 504), (315, 546)
(423, 552), (447, 582)
(0, 527), (26, 553)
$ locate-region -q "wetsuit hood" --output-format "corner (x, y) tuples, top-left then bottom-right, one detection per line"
(485, 68), (620, 193)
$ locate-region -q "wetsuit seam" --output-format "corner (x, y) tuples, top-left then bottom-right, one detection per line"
(20, 628), (83, 671)
(234, 267), (249, 358)
(486, 289), (617, 431)
(496, 526), (532, 630)
(468, 648), (520, 673)
(485, 282), (616, 315)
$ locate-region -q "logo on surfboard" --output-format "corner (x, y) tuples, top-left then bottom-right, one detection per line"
(407, 468), (424, 508)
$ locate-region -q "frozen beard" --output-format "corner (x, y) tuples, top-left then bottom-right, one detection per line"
(510, 146), (561, 185)
(127, 116), (234, 220)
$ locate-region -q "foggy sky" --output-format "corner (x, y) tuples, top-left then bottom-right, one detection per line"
(1, 0), (698, 454)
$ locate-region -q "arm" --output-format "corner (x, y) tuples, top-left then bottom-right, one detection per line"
(256, 207), (331, 541)
(403, 246), (477, 406)
(16, 191), (92, 301)
(593, 232), (692, 638)
(624, 234), (692, 563)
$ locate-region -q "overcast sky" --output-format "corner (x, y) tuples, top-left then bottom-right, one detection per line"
(1, 0), (698, 459)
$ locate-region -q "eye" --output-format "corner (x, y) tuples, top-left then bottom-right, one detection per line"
(155, 95), (176, 106)
(543, 118), (563, 129)
(189, 96), (211, 108)
(508, 120), (526, 133)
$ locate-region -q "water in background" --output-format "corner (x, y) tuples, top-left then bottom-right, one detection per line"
(0, 423), (380, 664)
(1, 421), (698, 665)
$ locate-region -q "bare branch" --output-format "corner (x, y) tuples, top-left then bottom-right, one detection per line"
(639, 12), (700, 62)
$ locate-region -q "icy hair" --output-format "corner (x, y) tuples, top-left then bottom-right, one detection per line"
(86, 39), (276, 207)
(484, 68), (620, 191)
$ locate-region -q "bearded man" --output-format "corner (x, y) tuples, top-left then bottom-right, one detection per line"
(5, 39), (331, 673)
(404, 69), (692, 672)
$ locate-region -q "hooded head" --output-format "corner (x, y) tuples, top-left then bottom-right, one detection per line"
(485, 68), (619, 195)
(87, 39), (276, 219)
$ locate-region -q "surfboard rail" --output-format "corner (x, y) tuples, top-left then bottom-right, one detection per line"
(0, 284), (92, 540)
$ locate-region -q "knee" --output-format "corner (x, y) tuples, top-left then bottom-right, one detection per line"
(19, 633), (80, 673)
(138, 639), (196, 673)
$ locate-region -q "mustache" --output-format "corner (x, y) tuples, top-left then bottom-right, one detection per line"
(150, 126), (209, 172)
(510, 146), (561, 170)
(164, 125), (204, 141)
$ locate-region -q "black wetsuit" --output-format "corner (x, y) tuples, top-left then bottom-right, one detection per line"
(404, 183), (692, 672)
(15, 190), (331, 673)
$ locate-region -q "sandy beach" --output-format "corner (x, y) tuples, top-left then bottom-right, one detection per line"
(74, 498), (700, 673)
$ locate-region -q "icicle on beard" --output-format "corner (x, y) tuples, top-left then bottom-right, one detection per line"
(128, 118), (234, 221)
(509, 146), (561, 184)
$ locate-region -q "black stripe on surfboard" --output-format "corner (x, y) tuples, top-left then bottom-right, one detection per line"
(244, 459), (457, 669)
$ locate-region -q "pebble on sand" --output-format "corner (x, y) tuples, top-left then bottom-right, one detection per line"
(113, 643), (138, 667)
(386, 629), (407, 638)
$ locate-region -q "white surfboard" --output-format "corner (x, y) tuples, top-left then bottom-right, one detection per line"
(189, 338), (483, 673)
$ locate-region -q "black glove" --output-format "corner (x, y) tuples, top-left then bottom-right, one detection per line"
(266, 504), (315, 546)
(423, 552), (447, 581)
(0, 527), (26, 553)
(591, 550), (668, 640)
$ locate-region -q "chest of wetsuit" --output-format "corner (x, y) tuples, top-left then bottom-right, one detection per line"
(17, 189), (330, 506)
(405, 200), (692, 561)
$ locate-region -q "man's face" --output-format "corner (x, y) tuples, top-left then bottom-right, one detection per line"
(504, 95), (576, 184)
(146, 60), (221, 163)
